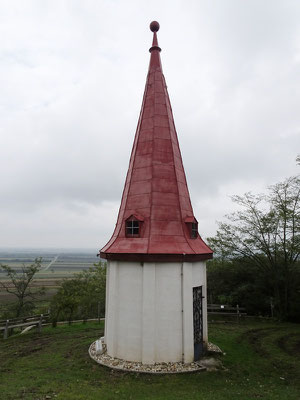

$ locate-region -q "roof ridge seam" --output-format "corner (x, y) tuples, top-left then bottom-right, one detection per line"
(162, 77), (196, 255)
(146, 77), (158, 252)
(160, 74), (187, 243)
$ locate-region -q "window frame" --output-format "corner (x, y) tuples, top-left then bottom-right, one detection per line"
(125, 215), (143, 238)
(191, 222), (198, 238)
(185, 217), (198, 239)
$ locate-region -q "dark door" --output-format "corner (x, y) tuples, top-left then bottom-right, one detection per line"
(193, 286), (203, 361)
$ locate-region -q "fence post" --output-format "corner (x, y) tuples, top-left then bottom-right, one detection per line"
(270, 297), (274, 318)
(98, 302), (101, 324)
(38, 314), (43, 333)
(236, 304), (240, 324)
(4, 320), (9, 339)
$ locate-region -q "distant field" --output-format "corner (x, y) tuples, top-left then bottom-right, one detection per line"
(0, 248), (104, 306)
(0, 248), (101, 278)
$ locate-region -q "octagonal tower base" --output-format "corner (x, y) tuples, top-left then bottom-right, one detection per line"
(103, 260), (208, 364)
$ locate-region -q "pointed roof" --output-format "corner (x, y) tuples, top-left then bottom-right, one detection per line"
(100, 21), (213, 262)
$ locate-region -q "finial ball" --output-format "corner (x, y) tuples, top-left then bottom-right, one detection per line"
(150, 21), (160, 32)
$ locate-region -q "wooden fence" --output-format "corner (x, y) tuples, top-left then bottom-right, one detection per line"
(0, 314), (49, 339)
(207, 304), (246, 322)
(0, 304), (247, 339)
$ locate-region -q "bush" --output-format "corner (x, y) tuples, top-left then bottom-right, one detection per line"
(50, 261), (106, 325)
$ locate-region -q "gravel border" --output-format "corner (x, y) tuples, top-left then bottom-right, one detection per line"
(89, 341), (223, 374)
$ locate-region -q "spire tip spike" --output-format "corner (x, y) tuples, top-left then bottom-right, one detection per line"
(149, 21), (161, 54)
(150, 21), (160, 32)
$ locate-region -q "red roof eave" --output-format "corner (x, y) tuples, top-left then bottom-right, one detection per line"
(100, 252), (213, 263)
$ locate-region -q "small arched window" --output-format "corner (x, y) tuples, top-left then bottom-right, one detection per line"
(125, 214), (144, 238)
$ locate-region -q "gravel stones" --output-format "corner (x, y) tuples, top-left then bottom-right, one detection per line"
(89, 341), (223, 374)
(207, 342), (223, 354)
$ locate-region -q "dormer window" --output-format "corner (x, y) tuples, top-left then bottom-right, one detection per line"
(126, 220), (139, 236)
(191, 222), (198, 238)
(185, 216), (198, 239)
(125, 214), (144, 237)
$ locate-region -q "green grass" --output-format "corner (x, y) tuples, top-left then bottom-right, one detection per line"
(0, 321), (299, 400)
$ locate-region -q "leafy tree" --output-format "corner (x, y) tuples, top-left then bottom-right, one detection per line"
(208, 175), (300, 320)
(0, 258), (45, 317)
(50, 261), (106, 325)
(207, 258), (274, 316)
(77, 263), (106, 322)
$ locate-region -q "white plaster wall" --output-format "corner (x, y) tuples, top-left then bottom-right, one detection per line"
(154, 263), (182, 362)
(116, 263), (143, 360)
(182, 262), (194, 363)
(104, 260), (207, 363)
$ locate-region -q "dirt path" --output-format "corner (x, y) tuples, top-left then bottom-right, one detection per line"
(44, 255), (59, 271)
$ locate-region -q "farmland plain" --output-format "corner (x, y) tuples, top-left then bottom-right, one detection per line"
(0, 248), (101, 306)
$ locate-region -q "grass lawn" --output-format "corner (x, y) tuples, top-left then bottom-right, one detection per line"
(0, 321), (299, 400)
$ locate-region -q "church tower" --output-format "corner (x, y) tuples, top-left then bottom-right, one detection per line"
(100, 21), (213, 364)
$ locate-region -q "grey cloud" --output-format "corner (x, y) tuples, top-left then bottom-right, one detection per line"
(0, 0), (299, 247)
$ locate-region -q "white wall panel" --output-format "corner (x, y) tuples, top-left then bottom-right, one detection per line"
(104, 260), (207, 363)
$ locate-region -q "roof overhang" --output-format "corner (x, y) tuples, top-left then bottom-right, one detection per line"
(100, 252), (213, 263)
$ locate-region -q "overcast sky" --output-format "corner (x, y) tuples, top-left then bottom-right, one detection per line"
(0, 0), (299, 249)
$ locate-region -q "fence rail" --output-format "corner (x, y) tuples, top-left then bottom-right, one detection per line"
(0, 313), (50, 326)
(0, 314), (49, 339)
(1, 304), (247, 339)
(207, 304), (246, 322)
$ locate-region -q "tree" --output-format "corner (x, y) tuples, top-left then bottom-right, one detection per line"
(208, 175), (300, 320)
(50, 261), (106, 325)
(76, 263), (106, 322)
(0, 258), (45, 317)
(50, 278), (82, 325)
(207, 257), (275, 316)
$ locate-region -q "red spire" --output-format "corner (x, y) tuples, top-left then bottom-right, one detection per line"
(100, 22), (212, 262)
